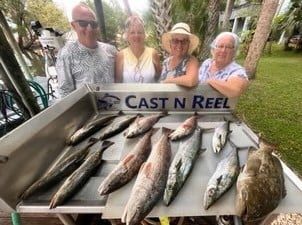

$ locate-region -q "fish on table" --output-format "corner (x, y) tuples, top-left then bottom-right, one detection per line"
(20, 138), (98, 200)
(99, 113), (141, 140)
(164, 126), (204, 206)
(68, 111), (122, 145)
(122, 127), (171, 225)
(98, 128), (156, 195)
(49, 140), (114, 209)
(168, 112), (199, 141)
(203, 141), (240, 210)
(235, 141), (286, 222)
(212, 119), (232, 153)
(124, 111), (168, 138)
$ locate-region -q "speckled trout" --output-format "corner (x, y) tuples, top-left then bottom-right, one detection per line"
(68, 111), (122, 145)
(99, 114), (140, 140)
(122, 127), (171, 225)
(98, 128), (156, 195)
(164, 126), (203, 205)
(169, 112), (199, 141)
(20, 138), (98, 200)
(124, 111), (168, 138)
(49, 140), (114, 209)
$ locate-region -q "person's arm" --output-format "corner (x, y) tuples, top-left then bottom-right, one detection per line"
(206, 76), (249, 98)
(152, 49), (162, 81)
(115, 51), (124, 83)
(161, 56), (199, 87)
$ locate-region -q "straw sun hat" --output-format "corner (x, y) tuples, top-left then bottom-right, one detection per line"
(162, 22), (200, 54)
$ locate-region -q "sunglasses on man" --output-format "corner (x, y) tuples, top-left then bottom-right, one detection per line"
(74, 20), (98, 29)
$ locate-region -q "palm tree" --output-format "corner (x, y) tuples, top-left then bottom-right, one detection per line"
(199, 0), (219, 61)
(150, 0), (172, 55)
(244, 0), (279, 79)
(222, 0), (235, 31)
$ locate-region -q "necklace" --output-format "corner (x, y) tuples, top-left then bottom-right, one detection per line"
(133, 58), (147, 83)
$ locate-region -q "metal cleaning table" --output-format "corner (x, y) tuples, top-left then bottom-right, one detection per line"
(0, 84), (301, 225)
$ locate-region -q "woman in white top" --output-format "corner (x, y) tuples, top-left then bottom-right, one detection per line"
(115, 15), (162, 83)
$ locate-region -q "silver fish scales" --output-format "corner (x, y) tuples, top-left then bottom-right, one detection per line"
(212, 119), (231, 153)
(164, 126), (203, 205)
(203, 142), (240, 209)
(122, 127), (171, 225)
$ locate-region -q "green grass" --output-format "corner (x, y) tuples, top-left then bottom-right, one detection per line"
(235, 45), (302, 177)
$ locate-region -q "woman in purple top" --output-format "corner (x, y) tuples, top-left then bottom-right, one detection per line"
(198, 32), (249, 97)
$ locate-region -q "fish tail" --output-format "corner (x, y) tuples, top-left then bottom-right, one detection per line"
(160, 110), (169, 117)
(151, 127), (160, 136)
(99, 140), (114, 152)
(0, 155), (8, 163)
(121, 203), (128, 223)
(87, 137), (99, 146)
(49, 195), (59, 209)
(161, 127), (172, 136)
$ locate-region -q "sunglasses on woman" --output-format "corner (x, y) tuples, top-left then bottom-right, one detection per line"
(171, 38), (190, 45)
(74, 20), (98, 29)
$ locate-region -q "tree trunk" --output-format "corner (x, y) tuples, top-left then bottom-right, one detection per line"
(150, 0), (172, 56)
(94, 0), (107, 42)
(0, 10), (33, 80)
(199, 0), (219, 61)
(222, 0), (235, 31)
(123, 0), (132, 16)
(0, 13), (40, 118)
(244, 0), (279, 79)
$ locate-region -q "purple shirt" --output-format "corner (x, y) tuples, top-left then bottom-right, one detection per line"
(198, 58), (248, 82)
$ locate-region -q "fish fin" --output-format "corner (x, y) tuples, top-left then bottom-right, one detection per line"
(162, 127), (172, 136)
(175, 159), (182, 171)
(199, 148), (207, 155)
(216, 175), (223, 185)
(100, 140), (114, 152)
(123, 128), (129, 137)
(121, 203), (128, 223)
(117, 110), (124, 116)
(122, 154), (136, 167)
(87, 137), (99, 146)
(0, 155), (8, 163)
(141, 162), (153, 178)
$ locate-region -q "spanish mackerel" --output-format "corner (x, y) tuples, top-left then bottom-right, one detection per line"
(122, 127), (171, 225)
(164, 126), (203, 205)
(49, 140), (114, 209)
(68, 111), (121, 145)
(99, 114), (140, 140)
(169, 112), (199, 141)
(20, 138), (98, 200)
(212, 119), (232, 153)
(124, 111), (167, 138)
(203, 141), (240, 209)
(235, 142), (286, 222)
(98, 128), (156, 195)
